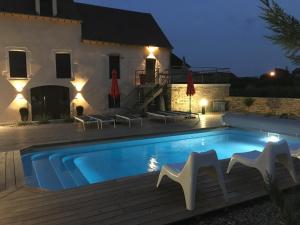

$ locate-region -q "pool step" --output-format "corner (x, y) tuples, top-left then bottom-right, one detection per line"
(49, 154), (78, 189)
(31, 154), (63, 191)
(62, 155), (89, 186)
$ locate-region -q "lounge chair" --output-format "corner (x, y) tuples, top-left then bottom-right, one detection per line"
(227, 140), (298, 184)
(74, 115), (98, 131)
(290, 148), (300, 159)
(171, 111), (200, 120)
(157, 150), (228, 210)
(146, 111), (181, 124)
(88, 114), (116, 130)
(115, 114), (143, 128)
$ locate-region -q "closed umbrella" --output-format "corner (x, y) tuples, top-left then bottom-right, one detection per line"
(186, 71), (195, 117)
(109, 69), (120, 107)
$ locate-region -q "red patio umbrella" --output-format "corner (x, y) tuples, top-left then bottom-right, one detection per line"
(109, 69), (120, 106)
(186, 71), (195, 116)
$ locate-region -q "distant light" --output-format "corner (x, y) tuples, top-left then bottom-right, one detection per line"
(200, 98), (208, 107)
(269, 71), (276, 77)
(148, 157), (158, 172)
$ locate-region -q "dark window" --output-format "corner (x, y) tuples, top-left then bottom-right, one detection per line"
(109, 55), (120, 79)
(56, 53), (72, 78)
(108, 95), (120, 108)
(40, 0), (53, 16)
(9, 51), (27, 78)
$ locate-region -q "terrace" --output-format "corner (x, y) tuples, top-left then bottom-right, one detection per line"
(0, 115), (300, 225)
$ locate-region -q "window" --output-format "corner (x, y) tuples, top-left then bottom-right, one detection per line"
(9, 51), (27, 78)
(40, 0), (53, 16)
(56, 53), (72, 78)
(109, 55), (120, 79)
(108, 95), (120, 108)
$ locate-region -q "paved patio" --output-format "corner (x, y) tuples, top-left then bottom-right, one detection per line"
(0, 114), (224, 152)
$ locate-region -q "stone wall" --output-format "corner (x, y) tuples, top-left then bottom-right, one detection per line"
(168, 84), (230, 113)
(226, 97), (300, 117)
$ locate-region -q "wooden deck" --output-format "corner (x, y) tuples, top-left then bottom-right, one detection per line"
(0, 151), (24, 192)
(0, 154), (299, 225)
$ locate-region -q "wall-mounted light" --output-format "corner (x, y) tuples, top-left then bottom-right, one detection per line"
(71, 78), (87, 92)
(200, 98), (208, 115)
(9, 80), (29, 93)
(74, 92), (84, 100)
(16, 93), (25, 100)
(146, 46), (158, 59)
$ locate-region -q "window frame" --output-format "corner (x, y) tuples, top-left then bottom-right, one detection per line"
(54, 51), (73, 79)
(4, 47), (31, 79)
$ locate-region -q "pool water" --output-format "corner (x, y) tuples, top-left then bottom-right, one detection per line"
(22, 128), (300, 191)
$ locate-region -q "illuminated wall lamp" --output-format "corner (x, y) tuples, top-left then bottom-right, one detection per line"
(146, 46), (158, 59)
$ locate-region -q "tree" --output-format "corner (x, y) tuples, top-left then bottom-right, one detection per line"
(260, 0), (300, 64)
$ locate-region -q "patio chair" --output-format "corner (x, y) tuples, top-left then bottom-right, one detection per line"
(146, 111), (180, 124)
(115, 114), (143, 128)
(156, 150), (228, 210)
(74, 115), (98, 131)
(88, 114), (116, 130)
(227, 140), (298, 184)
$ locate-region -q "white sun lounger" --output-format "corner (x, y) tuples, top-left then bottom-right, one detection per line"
(146, 111), (180, 124)
(74, 115), (98, 131)
(290, 148), (300, 159)
(227, 140), (298, 184)
(157, 150), (228, 210)
(88, 115), (116, 130)
(115, 114), (143, 128)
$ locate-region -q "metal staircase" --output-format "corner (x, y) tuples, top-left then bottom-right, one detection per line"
(121, 70), (170, 113)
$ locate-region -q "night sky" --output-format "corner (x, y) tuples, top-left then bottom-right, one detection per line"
(77, 0), (300, 77)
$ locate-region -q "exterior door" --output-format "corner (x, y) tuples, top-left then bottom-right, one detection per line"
(40, 0), (53, 16)
(31, 86), (70, 121)
(145, 58), (156, 83)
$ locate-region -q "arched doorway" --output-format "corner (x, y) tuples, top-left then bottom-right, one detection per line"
(31, 86), (70, 121)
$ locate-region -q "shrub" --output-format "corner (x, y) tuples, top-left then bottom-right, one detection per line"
(76, 106), (84, 116)
(243, 97), (255, 112)
(19, 108), (29, 122)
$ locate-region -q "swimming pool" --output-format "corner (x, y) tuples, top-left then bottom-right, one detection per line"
(22, 128), (300, 191)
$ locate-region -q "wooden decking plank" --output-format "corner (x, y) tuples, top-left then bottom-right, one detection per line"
(5, 151), (15, 190)
(13, 151), (24, 187)
(0, 152), (6, 192)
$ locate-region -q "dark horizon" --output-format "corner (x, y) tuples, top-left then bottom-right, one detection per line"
(77, 0), (300, 77)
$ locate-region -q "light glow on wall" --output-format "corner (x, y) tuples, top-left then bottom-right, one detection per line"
(146, 46), (158, 59)
(71, 78), (87, 92)
(9, 79), (29, 92)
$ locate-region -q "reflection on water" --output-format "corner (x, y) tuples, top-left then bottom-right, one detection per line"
(148, 157), (158, 172)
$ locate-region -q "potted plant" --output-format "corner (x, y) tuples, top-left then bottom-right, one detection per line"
(19, 108), (29, 122)
(76, 106), (84, 116)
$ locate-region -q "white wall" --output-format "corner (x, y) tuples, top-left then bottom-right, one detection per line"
(0, 15), (171, 123)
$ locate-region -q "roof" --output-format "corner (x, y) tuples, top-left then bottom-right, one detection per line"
(171, 54), (191, 68)
(0, 1), (172, 49)
(76, 3), (172, 49)
(0, 0), (79, 20)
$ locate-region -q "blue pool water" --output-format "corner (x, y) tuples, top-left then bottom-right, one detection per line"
(22, 128), (300, 191)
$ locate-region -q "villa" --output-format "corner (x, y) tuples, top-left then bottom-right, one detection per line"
(0, 0), (172, 123)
